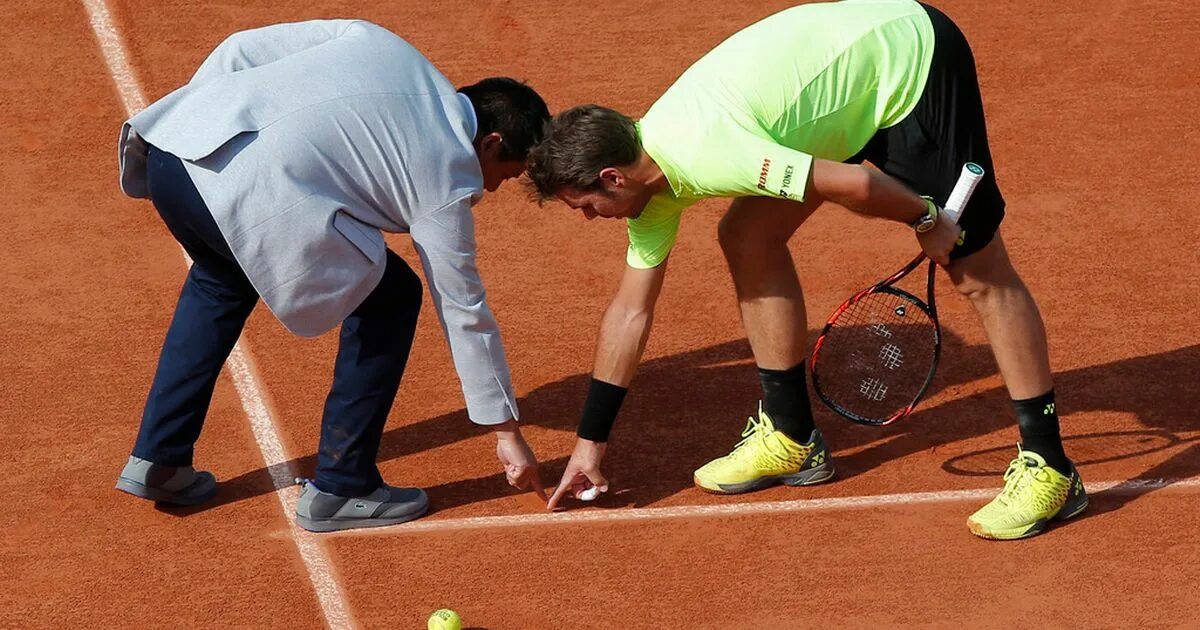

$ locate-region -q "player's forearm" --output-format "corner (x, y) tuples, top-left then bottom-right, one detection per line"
(591, 300), (655, 386)
(810, 159), (927, 224)
(574, 301), (655, 443)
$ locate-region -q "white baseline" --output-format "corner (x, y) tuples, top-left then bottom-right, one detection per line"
(340, 475), (1200, 537)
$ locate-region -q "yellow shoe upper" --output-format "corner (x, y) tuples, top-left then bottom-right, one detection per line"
(969, 448), (1073, 534)
(695, 404), (812, 485)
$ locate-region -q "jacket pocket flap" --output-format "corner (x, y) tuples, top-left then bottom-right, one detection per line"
(332, 211), (385, 262)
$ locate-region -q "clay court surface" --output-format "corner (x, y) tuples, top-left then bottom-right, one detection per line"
(3, 0), (1198, 627)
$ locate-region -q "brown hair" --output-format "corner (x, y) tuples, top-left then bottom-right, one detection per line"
(525, 104), (640, 202)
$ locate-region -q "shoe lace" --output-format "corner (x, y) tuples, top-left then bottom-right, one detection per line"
(729, 415), (791, 464)
(998, 454), (1053, 508)
(729, 416), (767, 460)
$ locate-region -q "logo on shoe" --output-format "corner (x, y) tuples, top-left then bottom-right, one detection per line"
(354, 501), (367, 510)
(810, 452), (826, 468)
(1043, 403), (1056, 415)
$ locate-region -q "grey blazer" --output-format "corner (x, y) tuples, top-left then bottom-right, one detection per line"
(117, 20), (517, 424)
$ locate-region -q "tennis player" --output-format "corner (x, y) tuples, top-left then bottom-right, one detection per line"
(528, 0), (1086, 539)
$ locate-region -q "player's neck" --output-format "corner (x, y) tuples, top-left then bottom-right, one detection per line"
(630, 150), (669, 195)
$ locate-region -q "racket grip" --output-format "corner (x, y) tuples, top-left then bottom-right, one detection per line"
(942, 162), (986, 224)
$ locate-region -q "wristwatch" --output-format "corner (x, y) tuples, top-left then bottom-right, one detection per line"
(910, 199), (939, 234)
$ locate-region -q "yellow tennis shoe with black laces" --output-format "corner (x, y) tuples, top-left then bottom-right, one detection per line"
(967, 447), (1088, 540)
(694, 403), (835, 494)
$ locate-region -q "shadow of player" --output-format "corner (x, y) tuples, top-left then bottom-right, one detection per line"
(168, 327), (1197, 517)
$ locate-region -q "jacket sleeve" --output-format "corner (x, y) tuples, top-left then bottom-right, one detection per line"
(189, 19), (362, 85)
(409, 195), (519, 425)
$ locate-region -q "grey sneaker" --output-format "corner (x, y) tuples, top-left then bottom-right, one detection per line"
(294, 479), (429, 532)
(115, 455), (217, 506)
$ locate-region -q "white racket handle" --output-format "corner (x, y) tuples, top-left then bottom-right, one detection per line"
(941, 162), (986, 225)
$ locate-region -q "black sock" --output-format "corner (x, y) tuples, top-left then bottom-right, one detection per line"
(1013, 389), (1070, 472)
(758, 362), (817, 443)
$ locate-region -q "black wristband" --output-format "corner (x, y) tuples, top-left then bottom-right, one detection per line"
(577, 378), (628, 443)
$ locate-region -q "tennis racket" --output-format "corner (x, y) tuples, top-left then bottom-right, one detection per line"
(810, 163), (985, 426)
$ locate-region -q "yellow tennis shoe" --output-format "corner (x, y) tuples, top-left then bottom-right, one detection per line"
(967, 447), (1088, 540)
(694, 403), (834, 494)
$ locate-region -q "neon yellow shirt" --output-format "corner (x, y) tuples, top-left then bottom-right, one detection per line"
(628, 0), (936, 268)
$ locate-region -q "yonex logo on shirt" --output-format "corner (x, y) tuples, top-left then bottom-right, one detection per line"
(780, 164), (796, 197)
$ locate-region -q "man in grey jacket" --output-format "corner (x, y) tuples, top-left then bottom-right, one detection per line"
(113, 19), (549, 532)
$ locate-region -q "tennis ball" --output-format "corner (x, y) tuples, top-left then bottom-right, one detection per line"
(428, 609), (462, 630)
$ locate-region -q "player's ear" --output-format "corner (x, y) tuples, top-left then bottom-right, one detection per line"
(599, 166), (625, 190)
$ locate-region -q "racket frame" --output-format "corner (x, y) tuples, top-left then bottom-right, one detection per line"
(809, 162), (984, 426)
(810, 253), (940, 426)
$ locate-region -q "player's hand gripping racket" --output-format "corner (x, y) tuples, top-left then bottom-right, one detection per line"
(810, 163), (985, 426)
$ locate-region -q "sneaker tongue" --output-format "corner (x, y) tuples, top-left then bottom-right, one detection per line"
(1020, 450), (1049, 469)
(756, 405), (778, 432)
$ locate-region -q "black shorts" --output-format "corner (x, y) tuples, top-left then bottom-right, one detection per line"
(847, 3), (1004, 260)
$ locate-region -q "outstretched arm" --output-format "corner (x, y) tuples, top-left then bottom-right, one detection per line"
(547, 260), (669, 509)
(591, 260), (669, 386)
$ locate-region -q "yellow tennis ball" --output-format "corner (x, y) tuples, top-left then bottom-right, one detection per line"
(428, 609), (462, 630)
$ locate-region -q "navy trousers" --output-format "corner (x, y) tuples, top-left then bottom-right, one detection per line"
(133, 146), (421, 497)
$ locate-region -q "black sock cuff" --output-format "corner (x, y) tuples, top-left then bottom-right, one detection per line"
(1013, 390), (1057, 420)
(758, 361), (807, 380)
(757, 361), (815, 442)
(1012, 389), (1056, 407)
(1013, 388), (1062, 442)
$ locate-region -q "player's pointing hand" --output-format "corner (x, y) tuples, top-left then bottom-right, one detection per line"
(548, 438), (609, 510)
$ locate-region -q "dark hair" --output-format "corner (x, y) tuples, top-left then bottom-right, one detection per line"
(525, 105), (640, 202)
(457, 77), (550, 161)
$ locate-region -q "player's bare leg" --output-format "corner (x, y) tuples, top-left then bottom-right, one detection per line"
(718, 196), (818, 371)
(950, 232), (1087, 538)
(692, 196), (834, 495)
(946, 233), (1053, 398)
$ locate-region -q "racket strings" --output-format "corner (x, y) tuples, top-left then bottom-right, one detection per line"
(817, 290), (938, 422)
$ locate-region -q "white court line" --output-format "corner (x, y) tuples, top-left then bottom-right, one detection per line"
(81, 3), (354, 628)
(340, 475), (1200, 537)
